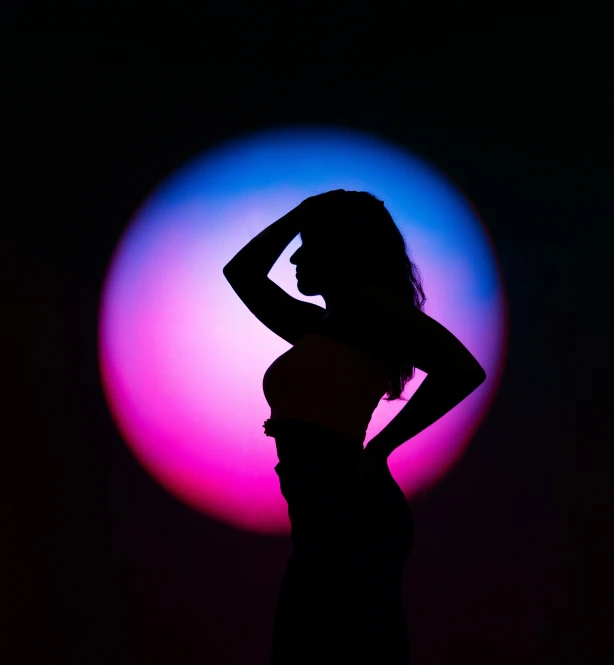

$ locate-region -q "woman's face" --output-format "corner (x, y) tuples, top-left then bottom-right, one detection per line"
(290, 228), (348, 297)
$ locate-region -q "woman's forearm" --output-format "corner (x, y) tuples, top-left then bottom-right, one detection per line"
(364, 370), (486, 461)
(223, 207), (303, 279)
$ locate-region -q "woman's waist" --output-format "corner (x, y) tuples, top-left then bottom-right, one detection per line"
(264, 406), (369, 441)
(263, 418), (364, 462)
(264, 417), (363, 442)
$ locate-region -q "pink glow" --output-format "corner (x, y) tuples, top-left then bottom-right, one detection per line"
(99, 126), (508, 533)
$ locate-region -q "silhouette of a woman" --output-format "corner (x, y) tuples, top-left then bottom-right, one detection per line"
(223, 190), (486, 664)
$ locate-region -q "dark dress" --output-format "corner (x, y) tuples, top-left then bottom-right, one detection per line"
(266, 417), (414, 665)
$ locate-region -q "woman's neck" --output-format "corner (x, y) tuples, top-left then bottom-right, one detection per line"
(325, 287), (414, 333)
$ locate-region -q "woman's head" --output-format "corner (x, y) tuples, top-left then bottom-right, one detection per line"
(291, 189), (425, 308)
(290, 189), (427, 400)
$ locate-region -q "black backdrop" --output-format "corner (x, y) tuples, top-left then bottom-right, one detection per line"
(9, 13), (611, 665)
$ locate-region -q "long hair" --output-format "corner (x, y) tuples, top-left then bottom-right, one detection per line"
(306, 189), (426, 401)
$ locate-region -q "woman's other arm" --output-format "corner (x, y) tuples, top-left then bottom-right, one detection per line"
(364, 370), (486, 461)
(365, 309), (486, 461)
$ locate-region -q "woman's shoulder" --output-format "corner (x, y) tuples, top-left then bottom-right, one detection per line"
(319, 288), (416, 349)
(358, 286), (417, 326)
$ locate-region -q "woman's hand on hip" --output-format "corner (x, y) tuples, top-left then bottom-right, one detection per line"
(350, 447), (388, 498)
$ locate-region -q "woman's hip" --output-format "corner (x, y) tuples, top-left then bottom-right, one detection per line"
(275, 460), (413, 556)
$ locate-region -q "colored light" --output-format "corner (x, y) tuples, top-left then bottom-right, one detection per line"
(99, 125), (508, 534)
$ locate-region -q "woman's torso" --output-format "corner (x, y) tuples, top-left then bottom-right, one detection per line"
(263, 295), (413, 443)
(266, 299), (415, 552)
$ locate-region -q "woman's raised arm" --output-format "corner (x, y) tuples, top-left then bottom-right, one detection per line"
(223, 198), (316, 279)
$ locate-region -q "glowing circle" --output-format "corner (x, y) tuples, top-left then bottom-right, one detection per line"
(99, 125), (508, 534)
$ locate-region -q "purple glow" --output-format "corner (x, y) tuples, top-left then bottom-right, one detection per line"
(99, 126), (508, 533)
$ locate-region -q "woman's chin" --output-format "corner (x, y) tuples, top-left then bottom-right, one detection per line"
(297, 281), (319, 297)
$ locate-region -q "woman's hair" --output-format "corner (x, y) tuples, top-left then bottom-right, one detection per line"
(307, 189), (427, 401)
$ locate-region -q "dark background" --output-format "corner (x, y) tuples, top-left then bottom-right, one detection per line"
(9, 9), (611, 665)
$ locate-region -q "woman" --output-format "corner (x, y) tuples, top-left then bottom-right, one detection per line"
(223, 190), (486, 664)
